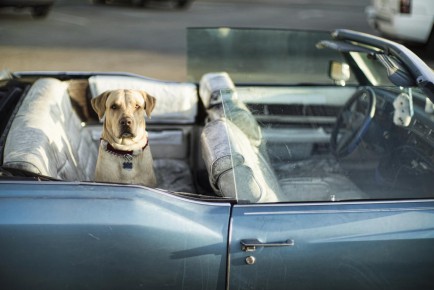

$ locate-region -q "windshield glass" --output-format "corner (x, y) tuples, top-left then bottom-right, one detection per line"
(188, 28), (359, 85)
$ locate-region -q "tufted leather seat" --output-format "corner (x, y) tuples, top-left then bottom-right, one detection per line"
(199, 72), (368, 202)
(3, 78), (196, 194)
(201, 118), (283, 202)
(3, 78), (98, 180)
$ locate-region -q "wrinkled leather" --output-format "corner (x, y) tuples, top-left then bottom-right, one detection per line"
(200, 119), (245, 188)
(154, 159), (195, 193)
(199, 74), (367, 202)
(208, 97), (263, 147)
(3, 78), (195, 192)
(89, 75), (197, 124)
(200, 73), (266, 156)
(199, 72), (235, 108)
(201, 118), (282, 202)
(4, 78), (98, 180)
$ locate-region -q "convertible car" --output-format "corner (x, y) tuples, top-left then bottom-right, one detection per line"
(1, 28), (434, 289)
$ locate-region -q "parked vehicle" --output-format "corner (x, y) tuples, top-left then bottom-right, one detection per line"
(1, 28), (434, 289)
(0, 0), (54, 18)
(366, 0), (434, 46)
(91, 0), (192, 9)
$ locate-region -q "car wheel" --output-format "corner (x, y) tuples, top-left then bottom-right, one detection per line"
(91, 0), (106, 5)
(176, 0), (191, 9)
(131, 0), (143, 6)
(31, 5), (51, 18)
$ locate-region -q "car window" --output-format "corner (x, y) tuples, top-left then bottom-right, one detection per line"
(218, 84), (434, 203)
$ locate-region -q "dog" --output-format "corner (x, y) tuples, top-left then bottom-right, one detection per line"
(91, 89), (157, 187)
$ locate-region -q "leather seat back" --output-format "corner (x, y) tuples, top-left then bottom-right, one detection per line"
(3, 78), (98, 180)
(201, 118), (282, 203)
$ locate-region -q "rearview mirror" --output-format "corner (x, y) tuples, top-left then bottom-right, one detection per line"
(329, 61), (350, 85)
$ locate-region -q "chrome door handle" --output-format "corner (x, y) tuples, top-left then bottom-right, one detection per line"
(240, 239), (295, 252)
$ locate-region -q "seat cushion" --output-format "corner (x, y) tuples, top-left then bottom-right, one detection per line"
(154, 159), (195, 193)
(279, 174), (368, 202)
(275, 156), (368, 201)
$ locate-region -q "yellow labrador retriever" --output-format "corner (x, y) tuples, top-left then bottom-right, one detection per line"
(91, 89), (157, 187)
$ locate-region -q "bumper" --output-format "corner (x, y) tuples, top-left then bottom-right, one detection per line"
(366, 5), (432, 44)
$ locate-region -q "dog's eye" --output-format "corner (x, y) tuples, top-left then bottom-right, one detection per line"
(111, 104), (117, 110)
(135, 104), (141, 110)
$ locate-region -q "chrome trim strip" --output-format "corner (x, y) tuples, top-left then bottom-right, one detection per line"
(243, 206), (434, 216)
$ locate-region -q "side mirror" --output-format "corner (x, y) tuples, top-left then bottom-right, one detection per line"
(329, 61), (350, 85)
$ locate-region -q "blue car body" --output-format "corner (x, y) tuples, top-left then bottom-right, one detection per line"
(1, 29), (434, 289)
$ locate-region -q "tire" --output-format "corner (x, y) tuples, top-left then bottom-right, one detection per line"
(91, 0), (106, 4)
(31, 5), (51, 18)
(131, 0), (144, 6)
(176, 0), (191, 9)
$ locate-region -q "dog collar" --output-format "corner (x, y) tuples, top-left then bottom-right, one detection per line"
(100, 139), (148, 171)
(100, 139), (148, 157)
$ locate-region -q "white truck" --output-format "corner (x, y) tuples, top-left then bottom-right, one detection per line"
(366, 0), (434, 47)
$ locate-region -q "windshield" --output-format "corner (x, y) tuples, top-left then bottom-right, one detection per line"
(188, 28), (359, 85)
(187, 28), (409, 87)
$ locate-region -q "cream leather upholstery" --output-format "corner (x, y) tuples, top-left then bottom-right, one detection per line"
(3, 78), (98, 180)
(3, 77), (196, 193)
(89, 75), (198, 124)
(199, 72), (368, 202)
(201, 118), (282, 202)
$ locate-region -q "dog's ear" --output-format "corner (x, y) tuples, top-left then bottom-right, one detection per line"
(141, 91), (156, 118)
(91, 91), (111, 120)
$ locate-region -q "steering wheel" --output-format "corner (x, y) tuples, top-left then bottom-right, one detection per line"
(330, 87), (376, 158)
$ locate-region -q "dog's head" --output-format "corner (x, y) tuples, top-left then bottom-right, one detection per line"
(91, 89), (156, 145)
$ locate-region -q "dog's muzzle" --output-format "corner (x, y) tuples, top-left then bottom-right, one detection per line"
(119, 117), (135, 138)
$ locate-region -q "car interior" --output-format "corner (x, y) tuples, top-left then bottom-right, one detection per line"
(1, 69), (434, 203)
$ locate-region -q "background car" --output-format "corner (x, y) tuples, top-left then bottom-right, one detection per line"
(366, 0), (434, 47)
(1, 28), (434, 289)
(91, 0), (193, 9)
(0, 0), (54, 18)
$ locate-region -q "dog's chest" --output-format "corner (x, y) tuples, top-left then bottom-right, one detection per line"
(95, 140), (157, 187)
(97, 147), (152, 179)
(98, 151), (142, 179)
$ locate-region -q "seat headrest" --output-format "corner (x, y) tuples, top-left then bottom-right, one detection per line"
(199, 72), (236, 108)
(89, 75), (197, 124)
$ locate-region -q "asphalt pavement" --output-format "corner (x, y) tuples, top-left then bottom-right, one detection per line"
(0, 0), (431, 81)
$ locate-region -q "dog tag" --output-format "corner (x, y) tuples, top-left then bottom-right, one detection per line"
(123, 162), (133, 170)
(123, 154), (133, 170)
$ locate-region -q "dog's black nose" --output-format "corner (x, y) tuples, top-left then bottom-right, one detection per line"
(120, 117), (133, 127)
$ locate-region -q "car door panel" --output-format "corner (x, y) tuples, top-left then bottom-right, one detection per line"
(0, 183), (231, 290)
(229, 201), (434, 290)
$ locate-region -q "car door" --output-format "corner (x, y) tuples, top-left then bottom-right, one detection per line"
(0, 182), (231, 290)
(229, 200), (434, 290)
